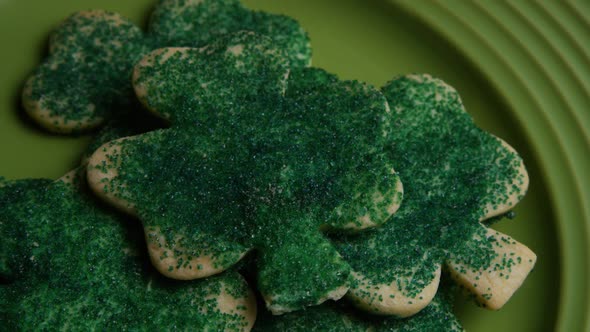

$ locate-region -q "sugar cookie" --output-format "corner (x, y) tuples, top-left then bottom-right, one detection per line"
(0, 172), (256, 331)
(332, 74), (535, 317)
(23, 0), (311, 133)
(22, 11), (148, 133)
(87, 32), (402, 314)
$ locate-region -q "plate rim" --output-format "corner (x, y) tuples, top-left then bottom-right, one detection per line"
(391, 1), (590, 330)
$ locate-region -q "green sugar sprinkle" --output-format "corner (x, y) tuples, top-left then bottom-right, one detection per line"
(0, 178), (53, 281)
(133, 32), (291, 123)
(0, 175), (252, 331)
(93, 33), (401, 312)
(24, 0), (311, 133)
(149, 0), (311, 67)
(81, 106), (165, 162)
(253, 280), (463, 332)
(25, 12), (148, 128)
(332, 74), (527, 303)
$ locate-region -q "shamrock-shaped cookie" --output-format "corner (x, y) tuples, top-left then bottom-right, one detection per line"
(254, 281), (463, 332)
(86, 32), (402, 314)
(331, 74), (535, 317)
(22, 11), (149, 133)
(22, 0), (310, 133)
(0, 172), (256, 331)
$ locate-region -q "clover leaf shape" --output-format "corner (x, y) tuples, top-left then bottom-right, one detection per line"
(254, 281), (463, 332)
(0, 171), (256, 331)
(22, 0), (310, 133)
(331, 74), (536, 317)
(21, 11), (149, 133)
(86, 32), (402, 314)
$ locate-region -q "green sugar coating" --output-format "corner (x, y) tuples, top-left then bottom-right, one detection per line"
(0, 179), (53, 281)
(0, 175), (253, 331)
(133, 32), (291, 123)
(24, 0), (311, 133)
(332, 75), (527, 304)
(105, 129), (251, 262)
(279, 69), (401, 230)
(253, 281), (463, 332)
(93, 33), (400, 312)
(24, 11), (150, 129)
(149, 0), (311, 67)
(81, 107), (165, 162)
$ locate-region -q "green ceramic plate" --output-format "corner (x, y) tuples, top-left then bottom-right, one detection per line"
(0, 0), (588, 331)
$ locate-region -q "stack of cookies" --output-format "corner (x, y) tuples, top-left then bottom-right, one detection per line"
(1, 0), (536, 330)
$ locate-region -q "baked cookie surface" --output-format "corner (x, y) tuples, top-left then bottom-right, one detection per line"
(22, 0), (311, 133)
(87, 32), (402, 314)
(22, 11), (148, 133)
(332, 74), (535, 317)
(149, 0), (311, 67)
(0, 173), (256, 331)
(253, 282), (463, 332)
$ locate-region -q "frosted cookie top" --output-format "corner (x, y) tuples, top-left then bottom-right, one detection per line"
(87, 32), (402, 314)
(332, 74), (535, 317)
(0, 173), (256, 331)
